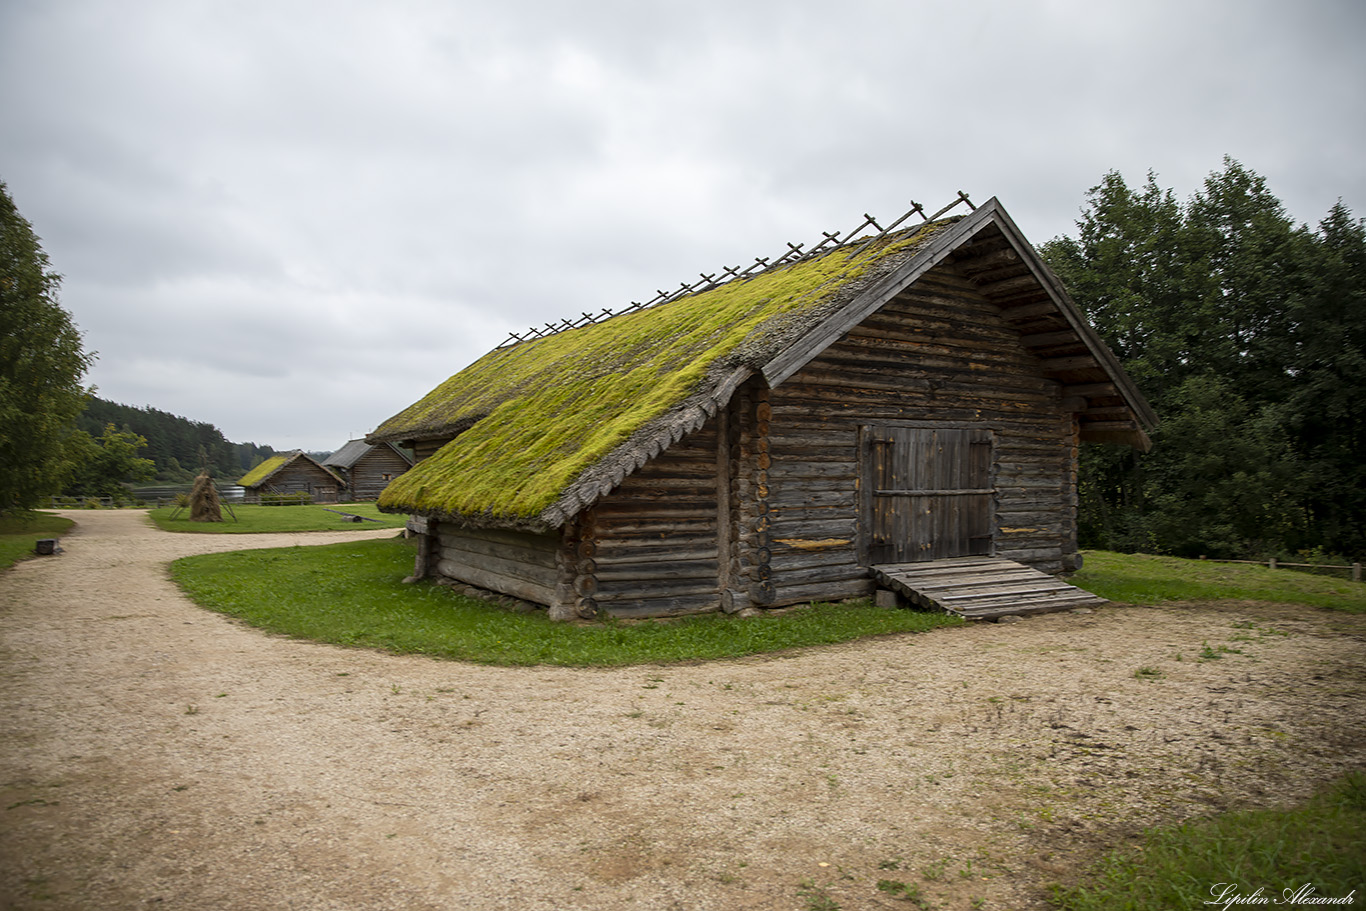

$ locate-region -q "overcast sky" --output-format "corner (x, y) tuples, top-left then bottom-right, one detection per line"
(2, 0), (1363, 453)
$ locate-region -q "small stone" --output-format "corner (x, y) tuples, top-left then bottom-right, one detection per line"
(1070, 608), (1094, 615)
(996, 615), (1023, 624)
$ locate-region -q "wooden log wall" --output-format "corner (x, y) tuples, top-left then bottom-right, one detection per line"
(411, 438), (447, 463)
(732, 383), (775, 607)
(432, 524), (561, 607)
(576, 420), (724, 618)
(349, 447), (414, 500)
(759, 261), (1075, 607)
(249, 463), (340, 504)
(1061, 416), (1081, 571)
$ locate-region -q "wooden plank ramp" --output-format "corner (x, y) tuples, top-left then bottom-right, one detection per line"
(872, 557), (1106, 620)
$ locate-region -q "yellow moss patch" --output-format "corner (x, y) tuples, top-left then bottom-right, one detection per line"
(238, 454), (288, 488)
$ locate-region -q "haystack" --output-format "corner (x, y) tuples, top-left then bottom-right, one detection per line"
(190, 471), (223, 522)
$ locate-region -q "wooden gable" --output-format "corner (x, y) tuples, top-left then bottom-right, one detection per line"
(756, 199), (1155, 451)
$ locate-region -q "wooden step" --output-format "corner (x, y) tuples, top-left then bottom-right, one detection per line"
(871, 556), (1105, 619)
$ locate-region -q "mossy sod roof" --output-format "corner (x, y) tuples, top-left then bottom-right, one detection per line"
(374, 220), (954, 527)
(237, 454), (290, 488)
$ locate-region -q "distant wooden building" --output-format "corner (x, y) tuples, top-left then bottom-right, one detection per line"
(322, 440), (413, 501)
(237, 450), (343, 504)
(368, 199), (1155, 620)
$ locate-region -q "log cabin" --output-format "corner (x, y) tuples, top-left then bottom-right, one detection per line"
(322, 440), (414, 501)
(368, 198), (1156, 620)
(237, 450), (343, 504)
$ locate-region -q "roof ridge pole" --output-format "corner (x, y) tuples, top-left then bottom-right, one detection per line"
(738, 256), (770, 278)
(491, 194), (970, 353)
(836, 213), (878, 246)
(805, 230), (842, 257)
(756, 238), (811, 276)
(661, 280), (692, 303)
(843, 213), (889, 261)
(925, 192), (975, 222)
(880, 200), (927, 236)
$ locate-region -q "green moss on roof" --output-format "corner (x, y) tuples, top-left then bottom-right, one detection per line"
(376, 223), (948, 524)
(238, 454), (289, 488)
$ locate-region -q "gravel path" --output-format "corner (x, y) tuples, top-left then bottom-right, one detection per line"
(1, 510), (1363, 910)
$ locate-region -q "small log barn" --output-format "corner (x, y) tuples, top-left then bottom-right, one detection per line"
(322, 440), (414, 501)
(237, 450), (343, 504)
(369, 198), (1156, 620)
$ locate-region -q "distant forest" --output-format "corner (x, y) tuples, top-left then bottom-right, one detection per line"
(76, 398), (279, 484)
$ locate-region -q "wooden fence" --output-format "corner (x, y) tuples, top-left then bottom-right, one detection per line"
(48, 496), (117, 508)
(50, 487), (248, 509)
(1199, 556), (1362, 583)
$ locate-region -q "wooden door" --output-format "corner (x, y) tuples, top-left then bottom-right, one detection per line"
(864, 426), (994, 564)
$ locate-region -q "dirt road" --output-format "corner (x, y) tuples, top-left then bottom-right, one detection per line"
(1, 510), (1362, 910)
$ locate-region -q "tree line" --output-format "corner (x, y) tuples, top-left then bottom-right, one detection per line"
(1042, 157), (1365, 561)
(75, 397), (278, 485)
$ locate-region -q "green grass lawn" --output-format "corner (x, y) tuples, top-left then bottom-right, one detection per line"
(166, 544), (1366, 666)
(169, 537), (963, 666)
(148, 502), (409, 533)
(0, 513), (76, 571)
(1050, 772), (1365, 910)
(1073, 550), (1366, 614)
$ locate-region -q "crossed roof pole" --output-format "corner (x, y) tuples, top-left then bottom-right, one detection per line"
(495, 192), (977, 350)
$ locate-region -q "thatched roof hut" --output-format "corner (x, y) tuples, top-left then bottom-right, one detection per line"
(238, 450), (342, 504)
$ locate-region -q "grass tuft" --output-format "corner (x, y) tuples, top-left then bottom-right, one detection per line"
(0, 513), (76, 571)
(169, 538), (962, 666)
(1050, 772), (1366, 910)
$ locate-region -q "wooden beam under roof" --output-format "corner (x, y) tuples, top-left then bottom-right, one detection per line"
(1020, 330), (1083, 348)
